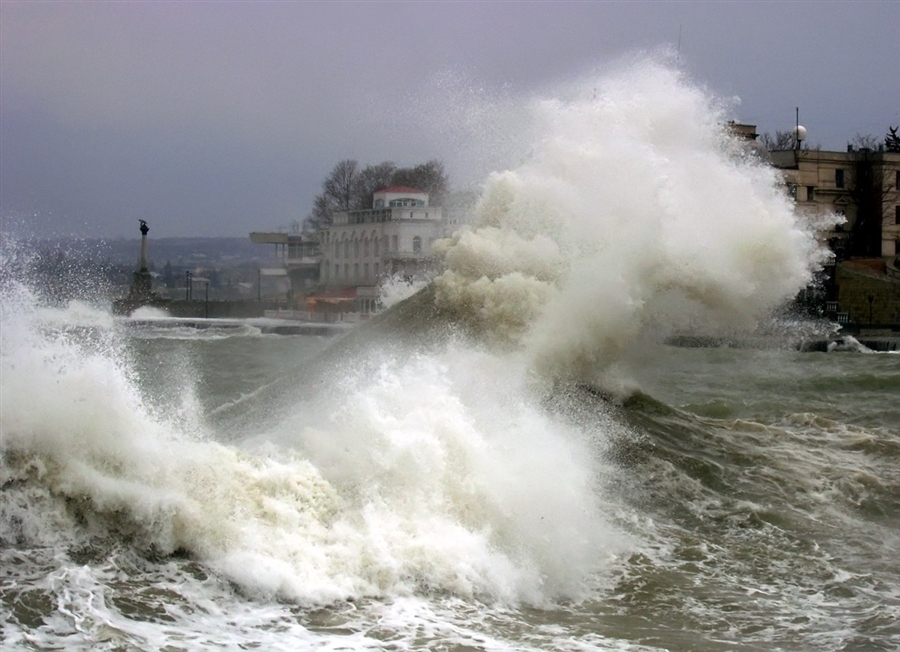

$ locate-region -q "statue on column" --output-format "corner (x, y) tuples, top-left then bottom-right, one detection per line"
(113, 219), (165, 314)
(132, 219), (152, 298)
(139, 220), (150, 272)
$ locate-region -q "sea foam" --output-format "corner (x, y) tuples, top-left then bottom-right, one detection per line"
(1, 55), (835, 612)
(433, 57), (834, 382)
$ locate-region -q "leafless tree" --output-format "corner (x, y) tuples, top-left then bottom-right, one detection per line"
(352, 161), (397, 209)
(849, 133), (881, 151)
(391, 160), (449, 205)
(760, 130), (794, 151)
(303, 160), (360, 232)
(304, 159), (451, 232)
(323, 159), (359, 213)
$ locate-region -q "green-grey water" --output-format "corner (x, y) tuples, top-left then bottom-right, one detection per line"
(3, 310), (898, 651)
(4, 54), (899, 651)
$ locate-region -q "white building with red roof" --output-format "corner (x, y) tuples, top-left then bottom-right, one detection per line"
(373, 186), (429, 209)
(320, 186), (444, 293)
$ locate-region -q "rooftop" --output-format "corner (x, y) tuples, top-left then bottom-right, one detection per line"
(376, 186), (425, 194)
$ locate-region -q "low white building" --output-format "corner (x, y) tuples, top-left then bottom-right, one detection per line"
(320, 186), (444, 288)
(249, 230), (321, 294)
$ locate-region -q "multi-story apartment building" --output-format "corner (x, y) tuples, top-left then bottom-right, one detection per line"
(769, 147), (900, 259)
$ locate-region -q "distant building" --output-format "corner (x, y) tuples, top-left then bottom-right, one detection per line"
(727, 121), (771, 163)
(320, 186), (444, 289)
(250, 186), (453, 314)
(769, 146), (900, 259)
(249, 230), (322, 294)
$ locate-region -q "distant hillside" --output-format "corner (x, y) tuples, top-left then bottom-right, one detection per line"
(24, 236), (277, 268)
(8, 236), (285, 304)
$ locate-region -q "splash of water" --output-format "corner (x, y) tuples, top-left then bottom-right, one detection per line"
(433, 57), (834, 383)
(1, 239), (628, 608)
(0, 56), (837, 618)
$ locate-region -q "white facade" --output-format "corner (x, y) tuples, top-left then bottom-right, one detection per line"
(321, 186), (444, 288)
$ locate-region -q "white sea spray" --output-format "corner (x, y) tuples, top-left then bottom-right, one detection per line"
(433, 58), (837, 383)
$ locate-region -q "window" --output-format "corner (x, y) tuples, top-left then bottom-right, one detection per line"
(354, 241), (359, 257)
(807, 186), (815, 202)
(896, 205), (900, 226)
(788, 184), (798, 200)
(412, 236), (422, 254)
(344, 264), (349, 279)
(364, 263), (369, 279)
(835, 169), (845, 188)
(374, 238), (380, 256)
(335, 264), (339, 278)
(364, 239), (369, 257)
(375, 262), (380, 277)
(392, 235), (398, 251)
(344, 241), (349, 258)
(354, 263), (359, 279)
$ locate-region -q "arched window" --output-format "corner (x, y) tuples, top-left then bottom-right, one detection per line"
(364, 238), (369, 257)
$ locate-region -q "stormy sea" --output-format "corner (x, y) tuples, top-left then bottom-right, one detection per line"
(2, 58), (898, 651)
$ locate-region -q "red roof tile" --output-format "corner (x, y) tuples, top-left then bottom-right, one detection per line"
(376, 186), (424, 194)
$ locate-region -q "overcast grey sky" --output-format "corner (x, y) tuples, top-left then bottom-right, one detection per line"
(2, 1), (898, 239)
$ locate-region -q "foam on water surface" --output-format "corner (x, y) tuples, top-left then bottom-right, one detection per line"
(2, 54), (872, 651)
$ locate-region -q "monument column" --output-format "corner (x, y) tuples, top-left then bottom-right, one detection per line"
(132, 220), (152, 298)
(139, 219), (150, 271)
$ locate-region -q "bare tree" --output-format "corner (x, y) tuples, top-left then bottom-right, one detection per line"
(323, 159), (359, 212)
(304, 159), (451, 232)
(303, 194), (331, 233)
(303, 160), (360, 232)
(391, 160), (449, 205)
(849, 133), (880, 151)
(760, 130), (794, 151)
(352, 161), (397, 209)
(846, 148), (896, 258)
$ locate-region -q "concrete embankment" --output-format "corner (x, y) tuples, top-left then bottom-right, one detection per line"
(113, 297), (289, 319)
(120, 317), (352, 336)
